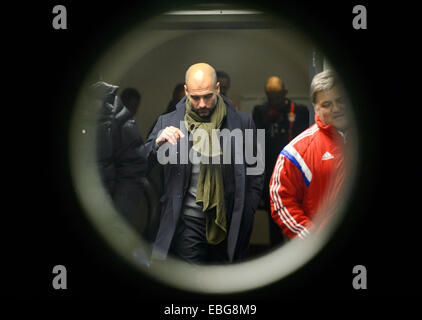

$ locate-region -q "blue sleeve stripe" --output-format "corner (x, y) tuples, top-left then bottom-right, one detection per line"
(281, 149), (310, 187)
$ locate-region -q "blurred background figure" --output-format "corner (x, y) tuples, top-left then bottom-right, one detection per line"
(252, 76), (309, 248)
(216, 70), (231, 97)
(148, 83), (185, 137)
(94, 81), (150, 266)
(165, 83), (186, 114)
(95, 83), (148, 235)
(217, 70), (239, 110)
(120, 87), (142, 117)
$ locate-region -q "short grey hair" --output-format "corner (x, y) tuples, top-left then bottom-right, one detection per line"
(311, 69), (339, 103)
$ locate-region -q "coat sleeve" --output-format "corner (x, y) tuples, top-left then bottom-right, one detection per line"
(269, 153), (314, 239)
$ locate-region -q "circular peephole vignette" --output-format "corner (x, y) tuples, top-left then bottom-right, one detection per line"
(69, 4), (360, 294)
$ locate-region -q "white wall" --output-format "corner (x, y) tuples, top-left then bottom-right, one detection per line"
(115, 28), (312, 139)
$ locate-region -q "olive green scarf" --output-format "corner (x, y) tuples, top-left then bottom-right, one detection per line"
(184, 94), (227, 244)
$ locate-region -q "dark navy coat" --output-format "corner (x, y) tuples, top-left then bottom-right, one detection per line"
(144, 96), (264, 262)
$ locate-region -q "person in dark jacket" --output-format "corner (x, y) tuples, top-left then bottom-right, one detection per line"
(216, 70), (230, 97)
(252, 76), (309, 248)
(144, 63), (264, 264)
(120, 87), (142, 117)
(147, 83), (186, 139)
(165, 83), (186, 114)
(94, 81), (148, 236)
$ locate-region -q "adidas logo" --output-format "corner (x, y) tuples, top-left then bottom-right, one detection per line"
(322, 151), (335, 160)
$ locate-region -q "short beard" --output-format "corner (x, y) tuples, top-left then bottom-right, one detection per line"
(193, 98), (217, 118)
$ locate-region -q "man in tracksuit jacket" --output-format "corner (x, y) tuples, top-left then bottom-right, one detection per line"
(269, 70), (348, 239)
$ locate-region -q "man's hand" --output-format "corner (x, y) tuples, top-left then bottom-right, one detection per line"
(155, 126), (185, 147)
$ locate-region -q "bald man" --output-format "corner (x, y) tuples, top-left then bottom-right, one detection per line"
(252, 76), (309, 247)
(144, 63), (264, 264)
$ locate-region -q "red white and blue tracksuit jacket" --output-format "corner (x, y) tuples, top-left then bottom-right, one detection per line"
(269, 114), (345, 239)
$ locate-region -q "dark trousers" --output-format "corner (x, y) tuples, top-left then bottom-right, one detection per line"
(170, 215), (228, 264)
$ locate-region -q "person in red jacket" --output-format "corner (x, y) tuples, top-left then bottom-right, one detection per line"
(269, 70), (348, 239)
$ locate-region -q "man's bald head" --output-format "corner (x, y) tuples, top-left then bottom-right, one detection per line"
(265, 76), (285, 92)
(264, 76), (288, 106)
(185, 63), (217, 90)
(184, 63), (220, 118)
